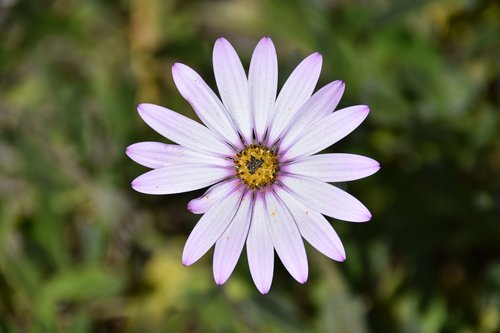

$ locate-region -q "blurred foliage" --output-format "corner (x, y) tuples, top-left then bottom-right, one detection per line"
(1, 0), (499, 332)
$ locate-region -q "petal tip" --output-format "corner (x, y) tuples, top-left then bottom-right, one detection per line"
(182, 256), (193, 267)
(214, 275), (228, 286)
(186, 201), (195, 213)
(297, 275), (308, 284)
(257, 286), (270, 295)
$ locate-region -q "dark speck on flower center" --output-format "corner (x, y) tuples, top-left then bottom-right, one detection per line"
(234, 144), (279, 190)
(246, 156), (264, 174)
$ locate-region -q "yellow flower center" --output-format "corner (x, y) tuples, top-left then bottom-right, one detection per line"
(234, 144), (279, 189)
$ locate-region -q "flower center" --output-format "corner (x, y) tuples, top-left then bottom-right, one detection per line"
(234, 144), (279, 189)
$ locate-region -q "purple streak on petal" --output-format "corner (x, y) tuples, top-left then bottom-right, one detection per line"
(171, 63), (242, 149)
(137, 103), (234, 157)
(246, 192), (274, 294)
(279, 80), (345, 151)
(283, 153), (380, 182)
(213, 38), (253, 145)
(267, 52), (323, 146)
(131, 164), (232, 195)
(274, 187), (346, 261)
(264, 191), (308, 284)
(213, 190), (253, 285)
(182, 186), (245, 266)
(126, 142), (232, 169)
(282, 105), (370, 161)
(249, 37), (278, 143)
(187, 179), (240, 214)
(280, 174), (372, 223)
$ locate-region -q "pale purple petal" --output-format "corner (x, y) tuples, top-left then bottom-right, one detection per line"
(274, 187), (346, 261)
(282, 105), (370, 161)
(249, 37), (278, 143)
(213, 38), (253, 145)
(172, 63), (242, 149)
(126, 142), (232, 169)
(279, 81), (345, 151)
(267, 52), (322, 145)
(137, 103), (234, 157)
(246, 192), (274, 294)
(264, 191), (308, 283)
(280, 174), (372, 222)
(213, 191), (252, 285)
(182, 187), (244, 266)
(283, 153), (380, 182)
(187, 179), (241, 214)
(131, 164), (232, 195)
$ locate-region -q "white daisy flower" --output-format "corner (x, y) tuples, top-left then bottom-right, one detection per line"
(127, 37), (380, 294)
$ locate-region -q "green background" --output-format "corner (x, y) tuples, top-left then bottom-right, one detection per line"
(1, 0), (499, 332)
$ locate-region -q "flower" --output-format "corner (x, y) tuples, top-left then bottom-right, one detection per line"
(126, 37), (380, 294)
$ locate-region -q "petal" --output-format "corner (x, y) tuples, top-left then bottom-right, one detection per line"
(282, 105), (370, 161)
(172, 63), (242, 149)
(246, 192), (274, 294)
(126, 142), (232, 169)
(274, 187), (346, 261)
(213, 38), (253, 145)
(279, 81), (345, 152)
(137, 103), (234, 157)
(187, 179), (241, 214)
(280, 174), (372, 222)
(283, 153), (380, 182)
(131, 164), (232, 195)
(267, 52), (322, 145)
(249, 37), (278, 143)
(182, 187), (244, 266)
(213, 191), (253, 285)
(264, 191), (308, 284)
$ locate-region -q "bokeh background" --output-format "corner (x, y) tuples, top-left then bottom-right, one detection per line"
(1, 0), (499, 332)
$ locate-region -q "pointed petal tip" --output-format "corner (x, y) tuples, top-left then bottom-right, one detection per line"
(257, 286), (270, 295)
(182, 256), (193, 267)
(186, 201), (195, 213)
(214, 275), (228, 286)
(137, 103), (158, 117)
(137, 103), (147, 113)
(215, 36), (228, 43)
(297, 275), (308, 284)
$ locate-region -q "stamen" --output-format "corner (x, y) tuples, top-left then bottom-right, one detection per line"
(234, 144), (279, 190)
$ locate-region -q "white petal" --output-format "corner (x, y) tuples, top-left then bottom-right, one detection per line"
(279, 81), (345, 152)
(246, 193), (274, 294)
(213, 38), (253, 145)
(137, 103), (234, 157)
(283, 153), (380, 182)
(172, 63), (242, 149)
(280, 174), (372, 222)
(182, 187), (244, 266)
(267, 53), (323, 145)
(274, 187), (346, 261)
(187, 179), (241, 214)
(282, 105), (370, 161)
(131, 164), (232, 195)
(249, 37), (278, 143)
(265, 191), (308, 284)
(126, 142), (232, 169)
(213, 191), (253, 285)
